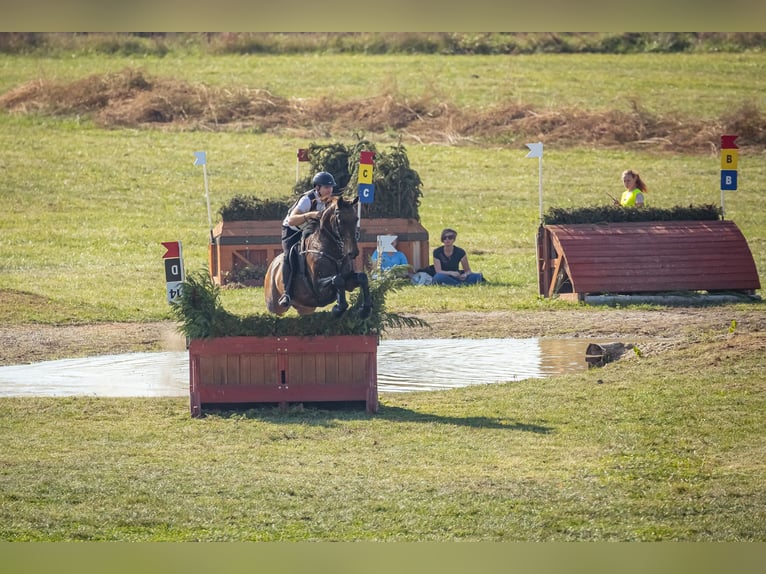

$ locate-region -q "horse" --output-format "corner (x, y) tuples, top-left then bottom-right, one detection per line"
(264, 195), (372, 318)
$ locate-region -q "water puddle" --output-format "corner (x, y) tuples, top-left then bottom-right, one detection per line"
(0, 338), (602, 398)
(377, 338), (594, 392)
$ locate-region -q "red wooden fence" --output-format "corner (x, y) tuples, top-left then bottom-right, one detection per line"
(537, 220), (761, 300)
(189, 335), (379, 416)
(209, 218), (430, 285)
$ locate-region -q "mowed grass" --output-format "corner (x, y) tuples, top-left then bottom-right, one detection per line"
(1, 110), (763, 321)
(1, 51), (764, 322)
(2, 52), (765, 117)
(0, 330), (764, 541)
(0, 51), (765, 542)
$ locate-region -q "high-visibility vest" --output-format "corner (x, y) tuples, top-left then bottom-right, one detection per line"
(620, 189), (646, 207)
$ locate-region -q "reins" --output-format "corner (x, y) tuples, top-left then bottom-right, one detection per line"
(303, 203), (352, 270)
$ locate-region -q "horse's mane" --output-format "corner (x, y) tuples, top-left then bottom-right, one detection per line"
(319, 196), (354, 226)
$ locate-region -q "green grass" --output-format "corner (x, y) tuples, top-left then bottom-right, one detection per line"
(2, 52), (766, 117)
(0, 330), (763, 541)
(1, 110), (763, 321)
(0, 51), (765, 542)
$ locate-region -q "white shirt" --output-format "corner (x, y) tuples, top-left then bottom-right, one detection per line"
(283, 192), (328, 230)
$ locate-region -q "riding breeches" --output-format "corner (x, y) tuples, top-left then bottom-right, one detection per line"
(280, 226), (303, 291)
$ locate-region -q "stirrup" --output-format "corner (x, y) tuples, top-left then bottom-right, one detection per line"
(278, 293), (291, 307)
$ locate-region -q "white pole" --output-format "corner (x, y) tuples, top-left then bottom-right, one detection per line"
(538, 154), (543, 225)
(377, 235), (383, 276)
(525, 142), (544, 224)
(194, 151), (214, 244)
(356, 200), (362, 240)
(203, 163), (213, 244)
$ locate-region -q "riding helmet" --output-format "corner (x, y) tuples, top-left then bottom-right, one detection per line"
(312, 171), (337, 188)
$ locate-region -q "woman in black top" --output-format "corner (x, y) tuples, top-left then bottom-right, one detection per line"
(432, 228), (484, 286)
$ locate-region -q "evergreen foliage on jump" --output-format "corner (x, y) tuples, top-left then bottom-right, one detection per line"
(217, 138), (423, 222)
(293, 138), (424, 220)
(172, 268), (428, 340)
(217, 196), (291, 222)
(543, 204), (721, 225)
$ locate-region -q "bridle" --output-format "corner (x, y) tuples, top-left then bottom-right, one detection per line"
(304, 202), (356, 271)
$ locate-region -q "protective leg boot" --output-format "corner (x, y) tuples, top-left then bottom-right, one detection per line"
(278, 260), (293, 307)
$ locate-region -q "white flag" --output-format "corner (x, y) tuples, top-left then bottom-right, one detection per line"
(378, 235), (397, 253)
(525, 142), (543, 158)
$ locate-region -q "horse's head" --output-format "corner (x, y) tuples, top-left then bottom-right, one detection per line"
(320, 195), (360, 260)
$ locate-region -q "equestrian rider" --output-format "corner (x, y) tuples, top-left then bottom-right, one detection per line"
(278, 171), (340, 307)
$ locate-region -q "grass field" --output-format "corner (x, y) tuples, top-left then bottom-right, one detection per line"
(1, 328), (764, 541)
(2, 51), (765, 116)
(0, 48), (764, 542)
(1, 114), (763, 321)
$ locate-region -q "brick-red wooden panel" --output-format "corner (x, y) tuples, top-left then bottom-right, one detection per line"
(189, 335), (378, 416)
(541, 221), (760, 296)
(209, 219), (430, 284)
(324, 353), (339, 385)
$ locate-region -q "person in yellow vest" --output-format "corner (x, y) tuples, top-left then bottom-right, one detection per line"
(616, 169), (648, 207)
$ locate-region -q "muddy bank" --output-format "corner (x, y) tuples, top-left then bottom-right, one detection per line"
(1, 307), (763, 366)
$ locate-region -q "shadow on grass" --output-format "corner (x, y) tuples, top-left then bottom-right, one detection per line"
(377, 405), (553, 433)
(203, 402), (553, 433)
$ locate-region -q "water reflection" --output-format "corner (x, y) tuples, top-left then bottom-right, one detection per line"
(378, 338), (591, 392)
(0, 338), (598, 398)
(0, 352), (187, 398)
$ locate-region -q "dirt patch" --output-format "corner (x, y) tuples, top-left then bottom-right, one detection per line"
(0, 322), (185, 366)
(1, 307), (763, 366)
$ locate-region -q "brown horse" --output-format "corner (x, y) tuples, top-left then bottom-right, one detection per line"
(264, 195), (372, 318)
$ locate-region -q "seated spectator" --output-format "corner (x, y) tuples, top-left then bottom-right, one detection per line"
(432, 228), (484, 286)
(371, 236), (413, 278)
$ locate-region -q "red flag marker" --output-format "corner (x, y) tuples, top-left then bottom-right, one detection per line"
(162, 241), (180, 259)
(721, 135), (738, 149)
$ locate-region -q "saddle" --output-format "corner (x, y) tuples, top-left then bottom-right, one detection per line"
(287, 224), (320, 293)
(287, 223), (335, 300)
(288, 242), (308, 281)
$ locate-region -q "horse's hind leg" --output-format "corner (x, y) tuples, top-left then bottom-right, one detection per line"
(264, 255), (288, 316)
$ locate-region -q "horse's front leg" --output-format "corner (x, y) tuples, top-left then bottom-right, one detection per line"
(331, 274), (348, 317)
(355, 272), (372, 318)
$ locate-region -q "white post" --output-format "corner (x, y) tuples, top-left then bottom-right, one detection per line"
(203, 164), (213, 243)
(356, 200), (361, 241)
(377, 235), (383, 276)
(538, 154), (544, 224)
(194, 151), (214, 243)
(525, 142), (544, 224)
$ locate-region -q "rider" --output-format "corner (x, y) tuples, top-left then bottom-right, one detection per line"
(278, 171), (340, 308)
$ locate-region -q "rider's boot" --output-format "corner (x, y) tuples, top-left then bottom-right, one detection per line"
(278, 259), (293, 307)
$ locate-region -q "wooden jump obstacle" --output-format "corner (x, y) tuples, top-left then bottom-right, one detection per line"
(189, 335), (379, 417)
(537, 220), (761, 301)
(209, 218), (430, 285)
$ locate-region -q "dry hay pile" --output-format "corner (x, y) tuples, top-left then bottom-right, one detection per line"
(0, 68), (294, 128)
(1, 67), (764, 152)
